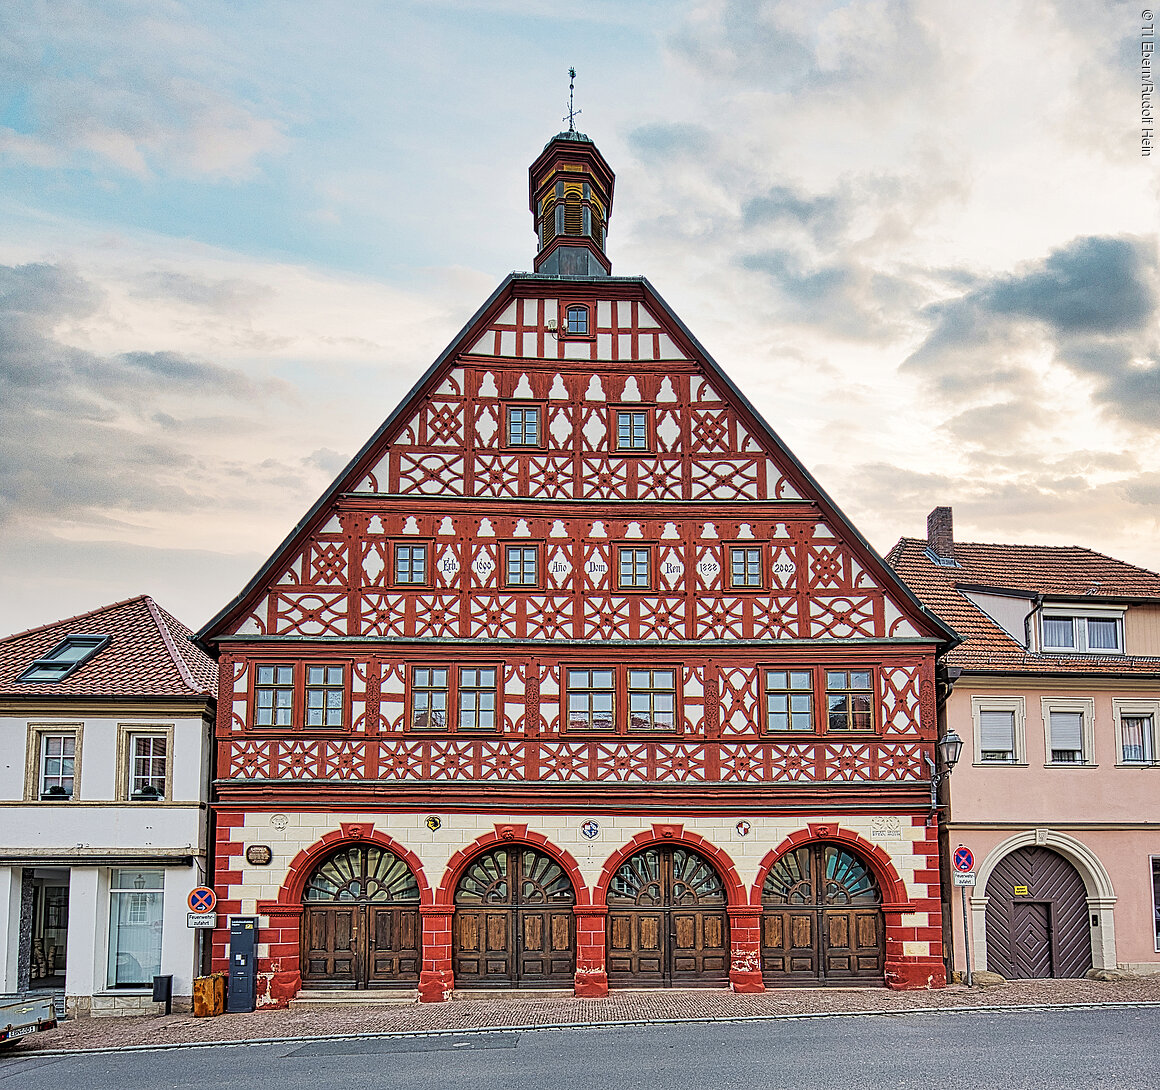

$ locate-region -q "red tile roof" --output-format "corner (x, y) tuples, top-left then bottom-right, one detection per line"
(0, 596), (217, 699)
(887, 538), (1160, 676)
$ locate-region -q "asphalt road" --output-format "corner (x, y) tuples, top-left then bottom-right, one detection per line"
(1, 1006), (1155, 1089)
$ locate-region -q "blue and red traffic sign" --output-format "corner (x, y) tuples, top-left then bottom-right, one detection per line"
(953, 846), (974, 873)
(188, 886), (217, 913)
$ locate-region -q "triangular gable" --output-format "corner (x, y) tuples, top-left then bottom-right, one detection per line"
(200, 275), (954, 645)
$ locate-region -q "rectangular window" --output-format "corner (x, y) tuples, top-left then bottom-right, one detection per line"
(306, 666), (344, 728)
(507, 406), (540, 447)
(978, 710), (1017, 762)
(1153, 858), (1160, 952)
(1049, 710), (1085, 763)
(565, 305), (589, 335)
(505, 545), (539, 587)
(1042, 614), (1123, 653)
(567, 669), (615, 731)
(618, 547), (651, 589)
(129, 734), (167, 799)
(627, 669), (676, 731)
(1043, 617), (1076, 649)
(1121, 716), (1154, 763)
(108, 870), (163, 987)
(616, 410), (649, 451)
(394, 543), (428, 585)
(255, 665), (294, 727)
(825, 670), (874, 732)
(40, 733), (76, 798)
(765, 670), (814, 732)
(458, 668), (497, 730)
(411, 667), (449, 730)
(1087, 618), (1120, 650)
(730, 546), (762, 588)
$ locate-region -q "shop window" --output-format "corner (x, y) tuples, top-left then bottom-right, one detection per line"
(107, 870), (163, 987)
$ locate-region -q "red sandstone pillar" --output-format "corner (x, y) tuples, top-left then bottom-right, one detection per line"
(418, 907), (454, 1002)
(727, 906), (765, 993)
(573, 907), (609, 997)
(882, 906), (946, 990)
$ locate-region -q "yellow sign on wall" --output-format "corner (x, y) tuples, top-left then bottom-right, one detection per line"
(1013, 885), (1029, 895)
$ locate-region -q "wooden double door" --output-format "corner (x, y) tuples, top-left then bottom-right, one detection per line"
(761, 844), (885, 986)
(607, 846), (730, 987)
(453, 847), (576, 987)
(984, 847), (1092, 979)
(301, 845), (421, 989)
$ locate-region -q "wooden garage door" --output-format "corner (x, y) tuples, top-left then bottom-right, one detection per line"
(606, 846), (729, 987)
(984, 847), (1092, 979)
(453, 847), (575, 987)
(761, 843), (884, 986)
(301, 845), (421, 989)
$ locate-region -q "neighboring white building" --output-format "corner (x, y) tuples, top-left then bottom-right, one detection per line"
(0, 596), (216, 1016)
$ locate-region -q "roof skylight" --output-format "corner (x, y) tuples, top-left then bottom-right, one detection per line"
(17, 634), (111, 682)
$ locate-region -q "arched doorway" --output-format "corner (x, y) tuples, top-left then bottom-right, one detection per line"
(453, 847), (576, 987)
(984, 847), (1092, 979)
(606, 845), (729, 986)
(761, 843), (884, 986)
(301, 844), (421, 989)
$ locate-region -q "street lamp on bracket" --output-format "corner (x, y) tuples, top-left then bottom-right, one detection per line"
(925, 728), (964, 814)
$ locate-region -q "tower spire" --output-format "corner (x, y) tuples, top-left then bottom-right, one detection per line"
(564, 67), (581, 133)
(529, 75), (615, 277)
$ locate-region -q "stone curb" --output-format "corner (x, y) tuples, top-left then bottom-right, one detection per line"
(18, 1000), (1160, 1058)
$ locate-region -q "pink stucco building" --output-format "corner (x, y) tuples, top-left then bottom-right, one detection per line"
(890, 508), (1160, 978)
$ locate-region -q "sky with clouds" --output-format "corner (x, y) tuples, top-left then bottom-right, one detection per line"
(1, 0), (1157, 634)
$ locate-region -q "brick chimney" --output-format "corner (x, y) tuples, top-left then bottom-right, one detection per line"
(926, 506), (955, 562)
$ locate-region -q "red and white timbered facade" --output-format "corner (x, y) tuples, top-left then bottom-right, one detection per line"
(200, 133), (953, 1005)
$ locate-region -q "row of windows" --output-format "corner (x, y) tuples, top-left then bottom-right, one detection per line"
(32, 729), (169, 801)
(972, 697), (1160, 766)
(252, 664), (877, 735)
(392, 542), (769, 590)
(496, 405), (656, 451)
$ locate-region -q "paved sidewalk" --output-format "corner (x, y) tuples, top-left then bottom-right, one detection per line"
(12, 974), (1160, 1054)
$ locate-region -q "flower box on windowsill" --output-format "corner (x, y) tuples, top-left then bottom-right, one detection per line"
(130, 786), (163, 802)
(39, 786), (72, 801)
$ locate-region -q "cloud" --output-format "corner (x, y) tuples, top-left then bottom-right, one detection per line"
(903, 234), (1160, 427)
(0, 3), (286, 178)
(0, 262), (287, 530)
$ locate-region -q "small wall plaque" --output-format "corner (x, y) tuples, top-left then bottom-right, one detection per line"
(425, 815), (442, 832)
(735, 820), (751, 837)
(246, 844), (273, 866)
(580, 820), (599, 840)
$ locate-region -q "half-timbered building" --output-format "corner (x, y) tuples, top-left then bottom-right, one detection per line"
(198, 129), (956, 1005)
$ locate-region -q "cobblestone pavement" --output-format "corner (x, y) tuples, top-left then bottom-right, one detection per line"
(14, 975), (1160, 1054)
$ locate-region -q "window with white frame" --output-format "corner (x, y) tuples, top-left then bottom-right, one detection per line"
(129, 733), (167, 799)
(1041, 698), (1095, 766)
(1114, 699), (1160, 765)
(971, 696), (1025, 765)
(40, 732), (77, 798)
(1041, 610), (1124, 654)
(107, 870), (163, 987)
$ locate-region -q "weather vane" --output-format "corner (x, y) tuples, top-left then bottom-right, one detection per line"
(564, 67), (581, 132)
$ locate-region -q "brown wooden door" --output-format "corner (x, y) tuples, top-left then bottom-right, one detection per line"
(985, 848), (1091, 979)
(606, 846), (729, 987)
(761, 843), (885, 987)
(453, 848), (575, 987)
(301, 845), (421, 989)
(302, 905), (360, 985)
